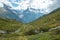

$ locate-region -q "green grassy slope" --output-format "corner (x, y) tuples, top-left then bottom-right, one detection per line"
(26, 8), (60, 40)
(30, 8), (60, 30)
(0, 18), (22, 31)
(30, 8), (60, 26)
(0, 8), (60, 40)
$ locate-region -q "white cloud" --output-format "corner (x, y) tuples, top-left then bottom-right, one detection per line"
(19, 14), (24, 18)
(0, 2), (3, 7)
(0, 0), (13, 7)
(8, 0), (30, 10)
(29, 0), (60, 14)
(29, 0), (55, 14)
(30, 0), (53, 9)
(0, 0), (60, 14)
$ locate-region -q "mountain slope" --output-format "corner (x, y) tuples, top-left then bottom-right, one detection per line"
(22, 8), (60, 40)
(19, 8), (60, 35)
(0, 6), (20, 21)
(0, 18), (22, 32)
(0, 8), (60, 40)
(30, 8), (60, 27)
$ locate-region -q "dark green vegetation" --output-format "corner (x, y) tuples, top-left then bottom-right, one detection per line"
(0, 8), (60, 40)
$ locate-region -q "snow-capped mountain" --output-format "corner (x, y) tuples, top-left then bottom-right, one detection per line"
(3, 3), (44, 23)
(0, 0), (60, 23)
(0, 3), (21, 21)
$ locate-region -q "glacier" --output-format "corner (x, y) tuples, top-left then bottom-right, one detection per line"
(0, 0), (60, 23)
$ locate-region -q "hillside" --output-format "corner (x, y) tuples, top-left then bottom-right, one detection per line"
(30, 8), (60, 25)
(0, 8), (60, 40)
(30, 8), (60, 30)
(0, 18), (22, 32)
